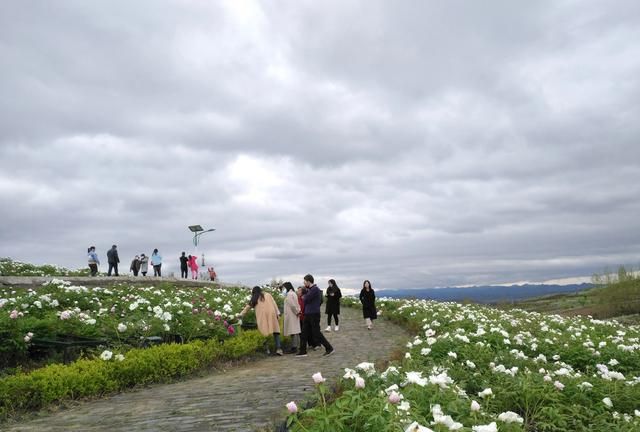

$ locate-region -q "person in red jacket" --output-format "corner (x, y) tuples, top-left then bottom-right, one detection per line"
(188, 255), (199, 280)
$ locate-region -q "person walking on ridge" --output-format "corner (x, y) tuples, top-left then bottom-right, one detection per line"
(130, 255), (141, 276)
(297, 274), (334, 357)
(179, 252), (188, 279)
(139, 253), (149, 276)
(87, 246), (100, 276)
(151, 249), (162, 277)
(188, 254), (198, 280)
(325, 278), (342, 332)
(360, 279), (377, 330)
(107, 245), (120, 276)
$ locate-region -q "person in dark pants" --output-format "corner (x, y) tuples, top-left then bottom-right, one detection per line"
(325, 279), (342, 332)
(297, 274), (334, 357)
(87, 246), (100, 276)
(179, 252), (188, 279)
(106, 245), (120, 276)
(360, 279), (377, 330)
(130, 255), (141, 276)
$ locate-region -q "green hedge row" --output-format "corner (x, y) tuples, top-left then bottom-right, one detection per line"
(0, 330), (266, 420)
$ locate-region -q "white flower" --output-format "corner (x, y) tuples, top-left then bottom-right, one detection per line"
(100, 350), (113, 361)
(163, 324), (170, 331)
(498, 411), (524, 424)
(115, 354), (125, 361)
(478, 388), (493, 398)
(466, 360), (476, 369)
(398, 401), (411, 411)
(448, 352), (457, 359)
(60, 310), (72, 320)
(355, 377), (365, 389)
(161, 311), (172, 321)
(603, 397), (613, 408)
(404, 421), (434, 432)
(405, 371), (428, 386)
(85, 319), (96, 325)
(286, 401), (298, 414)
(554, 381), (565, 390)
(405, 352), (412, 359)
(421, 348), (432, 356)
(472, 422), (498, 432)
(578, 382), (593, 390)
(312, 372), (326, 384)
(470, 400), (481, 412)
(355, 362), (376, 376)
(117, 323), (127, 332)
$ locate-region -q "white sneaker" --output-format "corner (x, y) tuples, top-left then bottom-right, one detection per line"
(325, 326), (332, 332)
(334, 325), (339, 331)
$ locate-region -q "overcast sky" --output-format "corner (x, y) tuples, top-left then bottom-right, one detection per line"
(1, 1), (639, 291)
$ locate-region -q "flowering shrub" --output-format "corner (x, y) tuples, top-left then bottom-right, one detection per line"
(288, 298), (640, 431)
(0, 280), (278, 370)
(0, 258), (89, 277)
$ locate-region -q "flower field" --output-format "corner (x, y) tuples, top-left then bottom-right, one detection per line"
(289, 298), (640, 431)
(1, 279), (265, 371)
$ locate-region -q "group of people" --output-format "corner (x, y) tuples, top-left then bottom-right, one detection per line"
(86, 245), (163, 277)
(87, 246), (217, 281)
(238, 275), (378, 357)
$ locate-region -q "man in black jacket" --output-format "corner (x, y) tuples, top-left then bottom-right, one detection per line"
(296, 274), (334, 357)
(107, 244), (120, 276)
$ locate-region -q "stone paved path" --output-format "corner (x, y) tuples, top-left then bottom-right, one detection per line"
(5, 307), (408, 432)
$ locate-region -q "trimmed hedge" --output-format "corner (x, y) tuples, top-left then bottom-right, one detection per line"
(0, 330), (266, 420)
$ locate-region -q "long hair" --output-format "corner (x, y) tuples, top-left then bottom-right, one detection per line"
(328, 279), (338, 289)
(249, 286), (265, 308)
(362, 280), (372, 291)
(282, 281), (295, 292)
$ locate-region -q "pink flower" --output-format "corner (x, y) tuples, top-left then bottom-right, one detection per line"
(388, 391), (402, 404)
(227, 325), (235, 335)
(286, 401), (298, 414)
(312, 372), (326, 384)
(60, 310), (71, 320)
(355, 377), (365, 389)
(9, 310), (19, 319)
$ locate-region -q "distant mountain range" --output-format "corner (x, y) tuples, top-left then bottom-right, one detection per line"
(376, 283), (594, 303)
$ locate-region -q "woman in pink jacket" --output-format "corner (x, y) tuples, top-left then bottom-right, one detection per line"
(188, 255), (199, 280)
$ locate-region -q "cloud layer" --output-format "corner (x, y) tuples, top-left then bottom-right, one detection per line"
(1, 1), (639, 290)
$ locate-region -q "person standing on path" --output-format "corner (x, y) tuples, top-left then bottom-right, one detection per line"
(139, 253), (149, 276)
(325, 278), (342, 332)
(282, 282), (301, 354)
(297, 274), (334, 357)
(151, 249), (162, 277)
(360, 279), (377, 330)
(87, 246), (100, 276)
(106, 245), (120, 276)
(188, 254), (199, 280)
(130, 255), (141, 276)
(179, 252), (189, 279)
(239, 286), (283, 356)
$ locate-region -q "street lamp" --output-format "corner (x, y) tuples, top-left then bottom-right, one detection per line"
(188, 225), (216, 247)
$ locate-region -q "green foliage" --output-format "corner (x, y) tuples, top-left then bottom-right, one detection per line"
(0, 330), (266, 420)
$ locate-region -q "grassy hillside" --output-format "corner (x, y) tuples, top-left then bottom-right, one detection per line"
(502, 271), (640, 324)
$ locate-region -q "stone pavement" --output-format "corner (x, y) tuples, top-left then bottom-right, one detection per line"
(4, 307), (408, 432)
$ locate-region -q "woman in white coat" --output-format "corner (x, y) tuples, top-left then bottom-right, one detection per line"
(282, 282), (301, 354)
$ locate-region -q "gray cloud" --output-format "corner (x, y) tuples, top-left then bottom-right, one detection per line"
(1, 1), (640, 291)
